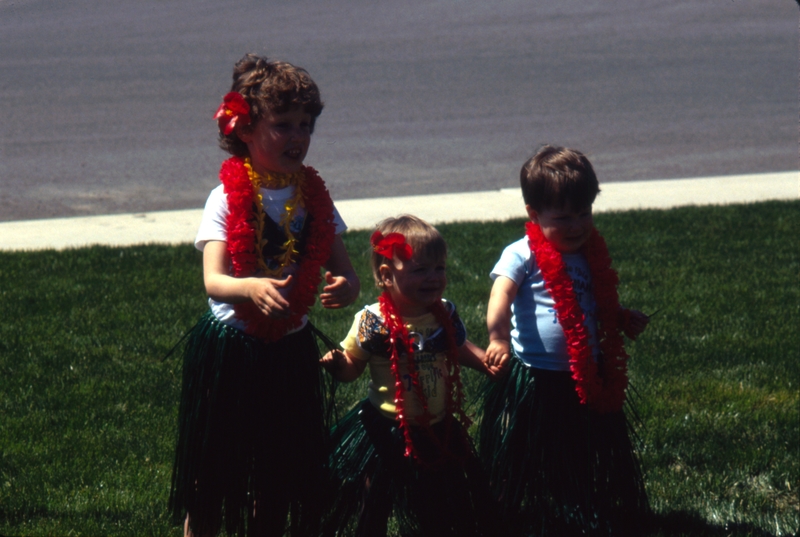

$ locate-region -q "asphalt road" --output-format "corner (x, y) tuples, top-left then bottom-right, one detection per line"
(0, 0), (796, 222)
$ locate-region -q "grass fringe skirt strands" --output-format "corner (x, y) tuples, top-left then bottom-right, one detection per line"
(478, 359), (649, 537)
(169, 312), (335, 537)
(323, 399), (505, 537)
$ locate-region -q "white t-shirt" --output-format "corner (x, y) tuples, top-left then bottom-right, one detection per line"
(491, 237), (598, 371)
(195, 183), (347, 332)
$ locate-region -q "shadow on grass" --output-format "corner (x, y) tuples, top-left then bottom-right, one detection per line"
(0, 506), (172, 537)
(649, 511), (780, 537)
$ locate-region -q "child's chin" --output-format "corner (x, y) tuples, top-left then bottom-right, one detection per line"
(558, 239), (588, 253)
(422, 294), (443, 306)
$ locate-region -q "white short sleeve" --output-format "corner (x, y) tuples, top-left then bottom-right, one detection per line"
(195, 185), (228, 251)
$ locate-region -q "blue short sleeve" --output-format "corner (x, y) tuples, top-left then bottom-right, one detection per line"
(490, 237), (531, 286)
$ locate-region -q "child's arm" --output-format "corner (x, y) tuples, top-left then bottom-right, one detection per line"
(620, 308), (650, 340)
(320, 235), (361, 309)
(485, 276), (519, 378)
(457, 340), (497, 379)
(319, 349), (367, 382)
(203, 240), (293, 318)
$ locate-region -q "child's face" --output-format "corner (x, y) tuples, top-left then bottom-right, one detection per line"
(239, 106), (312, 176)
(527, 204), (594, 254)
(380, 254), (447, 317)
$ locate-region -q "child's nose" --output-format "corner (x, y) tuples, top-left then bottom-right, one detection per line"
(290, 126), (310, 140)
(431, 271), (446, 282)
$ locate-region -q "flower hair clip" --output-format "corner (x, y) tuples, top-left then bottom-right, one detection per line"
(213, 92), (251, 135)
(371, 231), (412, 261)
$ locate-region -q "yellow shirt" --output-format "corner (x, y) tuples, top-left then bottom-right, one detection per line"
(341, 301), (465, 424)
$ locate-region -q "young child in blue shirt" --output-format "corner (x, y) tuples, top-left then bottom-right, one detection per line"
(479, 145), (650, 536)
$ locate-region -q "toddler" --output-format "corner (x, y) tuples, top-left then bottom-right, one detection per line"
(321, 215), (502, 537)
(479, 145), (650, 536)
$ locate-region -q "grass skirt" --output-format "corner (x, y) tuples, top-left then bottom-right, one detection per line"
(323, 399), (504, 537)
(477, 359), (649, 537)
(169, 312), (334, 536)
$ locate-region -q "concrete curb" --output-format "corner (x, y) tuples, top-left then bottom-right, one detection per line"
(1, 171), (796, 251)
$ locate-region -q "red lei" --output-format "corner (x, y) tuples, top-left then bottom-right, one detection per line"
(378, 292), (471, 464)
(525, 222), (629, 413)
(220, 156), (336, 342)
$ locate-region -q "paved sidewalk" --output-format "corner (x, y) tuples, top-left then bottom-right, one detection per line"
(0, 171), (796, 251)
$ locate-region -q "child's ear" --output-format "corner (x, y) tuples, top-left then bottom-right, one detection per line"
(525, 205), (539, 223)
(378, 264), (394, 288)
(235, 123), (254, 143)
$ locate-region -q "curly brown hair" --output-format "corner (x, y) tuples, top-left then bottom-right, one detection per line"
(520, 145), (600, 212)
(219, 53), (324, 156)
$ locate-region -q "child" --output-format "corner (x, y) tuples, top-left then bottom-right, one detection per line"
(169, 54), (360, 537)
(479, 146), (650, 536)
(320, 215), (503, 537)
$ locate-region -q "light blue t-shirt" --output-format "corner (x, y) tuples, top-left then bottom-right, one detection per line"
(491, 237), (598, 371)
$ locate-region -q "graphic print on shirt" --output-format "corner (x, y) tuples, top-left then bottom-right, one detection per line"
(289, 213), (304, 235)
(401, 337), (443, 399)
(257, 206), (309, 274)
(356, 305), (466, 401)
(565, 262), (596, 329)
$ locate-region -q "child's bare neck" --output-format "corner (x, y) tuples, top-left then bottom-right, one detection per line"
(395, 303), (430, 319)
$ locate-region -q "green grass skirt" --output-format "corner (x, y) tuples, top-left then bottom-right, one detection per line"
(323, 399), (505, 536)
(169, 312), (334, 536)
(477, 360), (649, 537)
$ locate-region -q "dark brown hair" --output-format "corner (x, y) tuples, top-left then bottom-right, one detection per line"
(219, 53), (324, 156)
(520, 145), (600, 212)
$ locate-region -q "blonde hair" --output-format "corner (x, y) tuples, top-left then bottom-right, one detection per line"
(371, 215), (447, 288)
(220, 53), (324, 156)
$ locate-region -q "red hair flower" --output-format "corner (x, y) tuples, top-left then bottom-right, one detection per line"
(214, 92), (251, 135)
(371, 231), (412, 261)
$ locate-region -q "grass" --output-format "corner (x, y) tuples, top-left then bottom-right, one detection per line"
(0, 200), (797, 536)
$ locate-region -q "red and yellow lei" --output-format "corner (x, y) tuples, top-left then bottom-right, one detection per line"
(525, 221), (629, 414)
(243, 159), (306, 277)
(219, 155), (335, 342)
(378, 291), (471, 465)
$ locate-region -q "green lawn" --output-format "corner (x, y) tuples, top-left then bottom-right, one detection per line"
(1, 200), (797, 536)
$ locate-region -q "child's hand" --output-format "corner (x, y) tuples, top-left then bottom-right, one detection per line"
(320, 349), (346, 373)
(622, 308), (650, 340)
(458, 340), (498, 380)
(250, 275), (293, 318)
(320, 271), (359, 309)
(319, 349), (367, 382)
(485, 340), (512, 379)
